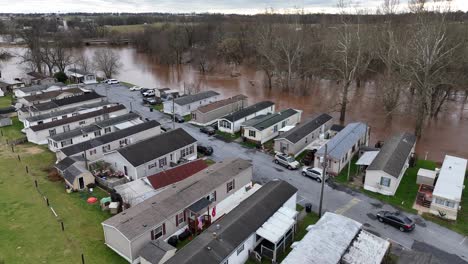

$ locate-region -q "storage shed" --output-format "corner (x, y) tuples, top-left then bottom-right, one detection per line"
(416, 168), (437, 186)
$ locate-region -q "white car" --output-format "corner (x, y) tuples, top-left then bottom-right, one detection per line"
(142, 89), (155, 97)
(273, 153), (300, 170)
(301, 167), (326, 182)
(130, 86), (142, 91)
(107, 79), (119, 85)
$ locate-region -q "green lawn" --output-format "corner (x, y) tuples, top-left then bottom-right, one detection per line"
(335, 156), (359, 183)
(0, 117), (25, 142)
(0, 93), (14, 108)
(0, 140), (125, 263)
(215, 130), (241, 141)
(120, 81), (135, 88)
(183, 114), (192, 122)
(153, 103), (163, 111)
(108, 22), (164, 33)
(363, 159), (436, 214)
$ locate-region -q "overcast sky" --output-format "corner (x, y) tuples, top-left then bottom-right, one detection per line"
(0, 0), (466, 14)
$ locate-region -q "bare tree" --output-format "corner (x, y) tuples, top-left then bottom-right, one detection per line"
(93, 49), (122, 78)
(75, 54), (93, 73)
(51, 38), (73, 72)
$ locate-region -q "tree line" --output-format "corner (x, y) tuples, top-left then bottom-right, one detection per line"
(129, 1), (468, 137)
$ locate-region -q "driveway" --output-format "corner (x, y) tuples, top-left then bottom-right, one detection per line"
(94, 84), (468, 263)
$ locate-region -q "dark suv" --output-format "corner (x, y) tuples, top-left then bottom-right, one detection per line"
(376, 211), (415, 232)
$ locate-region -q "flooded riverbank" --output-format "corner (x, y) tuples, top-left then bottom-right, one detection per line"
(1, 46), (467, 162)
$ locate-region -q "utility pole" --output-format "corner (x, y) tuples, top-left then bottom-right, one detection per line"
(172, 96), (175, 129)
(319, 144), (328, 218)
(347, 157), (351, 182)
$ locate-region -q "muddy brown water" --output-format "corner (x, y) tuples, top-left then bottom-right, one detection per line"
(1, 46), (467, 162)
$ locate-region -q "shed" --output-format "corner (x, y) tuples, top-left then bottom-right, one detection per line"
(356, 151), (379, 166)
(0, 116), (12, 127)
(140, 240), (176, 264)
(417, 168), (437, 186)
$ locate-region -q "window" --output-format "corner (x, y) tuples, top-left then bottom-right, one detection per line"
(445, 201), (456, 208)
(170, 154), (173, 161)
(95, 117), (102, 122)
(89, 149), (97, 156)
(273, 125), (278, 133)
(148, 162), (157, 170)
(181, 145), (194, 158)
(207, 191), (216, 202)
(435, 198), (456, 208)
(176, 212), (185, 226)
(79, 120), (86, 125)
(72, 113), (78, 117)
(119, 139), (128, 147)
(380, 177), (391, 187)
(249, 130), (256, 137)
(49, 129), (56, 136)
(237, 243), (244, 255)
(53, 142), (58, 148)
(102, 144), (111, 153)
(83, 134), (88, 138)
(94, 131), (101, 137)
(281, 120), (287, 128)
(37, 121), (43, 125)
(52, 117), (58, 121)
(220, 120), (231, 129)
(305, 137), (308, 144)
(151, 224), (165, 240)
(159, 157), (167, 168)
(61, 139), (73, 147)
(62, 115), (67, 119)
(63, 125), (70, 132)
(192, 113), (197, 120)
(227, 179), (235, 193)
(352, 145), (356, 152)
(104, 127), (111, 134)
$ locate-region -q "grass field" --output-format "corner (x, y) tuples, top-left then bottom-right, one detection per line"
(107, 22), (164, 33)
(335, 156), (359, 183)
(0, 93), (13, 108)
(0, 117), (25, 141)
(0, 130), (125, 263)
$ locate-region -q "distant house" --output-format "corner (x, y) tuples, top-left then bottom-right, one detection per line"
(165, 180), (298, 264)
(0, 80), (25, 93)
(18, 92), (105, 120)
(22, 71), (56, 85)
(314, 122), (369, 175)
(364, 133), (416, 196)
(217, 101), (275, 134)
(274, 113), (333, 156)
(102, 128), (197, 181)
(102, 158), (253, 263)
(25, 104), (128, 145)
(430, 155), (467, 220)
(115, 159), (209, 206)
(14, 82), (66, 98)
(56, 120), (161, 162)
(163, 90), (219, 116)
(55, 156), (94, 191)
(48, 112), (143, 152)
(66, 68), (98, 85)
(22, 101), (116, 129)
(282, 212), (390, 264)
(18, 88), (84, 106)
(190, 94), (247, 126)
(241, 108), (302, 144)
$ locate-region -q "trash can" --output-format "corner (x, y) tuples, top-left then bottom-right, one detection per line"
(305, 203), (312, 213)
(150, 107), (153, 112)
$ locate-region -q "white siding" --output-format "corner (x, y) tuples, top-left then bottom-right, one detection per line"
(218, 105), (275, 134)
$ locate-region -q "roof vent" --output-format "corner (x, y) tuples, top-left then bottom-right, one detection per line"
(207, 246), (212, 251)
(216, 224), (220, 230)
(212, 232), (217, 239)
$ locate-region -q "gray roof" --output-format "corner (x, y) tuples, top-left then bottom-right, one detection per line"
(49, 112), (141, 142)
(102, 158), (252, 240)
(139, 241), (175, 264)
(367, 132), (416, 178)
(26, 101), (114, 122)
(242, 108), (299, 131)
(29, 104), (126, 131)
(330, 124), (345, 132)
(316, 122), (368, 160)
(173, 91), (219, 106)
(221, 101), (275, 122)
(277, 113), (332, 143)
(17, 82), (65, 94)
(21, 88), (83, 103)
(117, 128), (196, 167)
(63, 164), (85, 184)
(68, 68), (92, 75)
(55, 157), (76, 172)
(29, 92), (104, 112)
(60, 121), (160, 156)
(165, 180), (297, 264)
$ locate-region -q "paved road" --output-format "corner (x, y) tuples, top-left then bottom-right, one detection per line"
(95, 84), (468, 262)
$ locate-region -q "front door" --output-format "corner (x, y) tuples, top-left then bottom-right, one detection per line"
(78, 177), (85, 189)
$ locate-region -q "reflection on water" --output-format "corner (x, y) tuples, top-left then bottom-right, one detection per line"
(1, 46), (467, 162)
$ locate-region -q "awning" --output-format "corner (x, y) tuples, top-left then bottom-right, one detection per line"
(188, 197), (212, 213)
(356, 151), (379, 166)
(256, 207), (296, 244)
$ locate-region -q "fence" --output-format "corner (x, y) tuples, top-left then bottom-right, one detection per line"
(7, 136), (27, 146)
(95, 176), (128, 190)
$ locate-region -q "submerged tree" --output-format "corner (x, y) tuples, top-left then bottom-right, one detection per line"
(93, 49), (122, 78)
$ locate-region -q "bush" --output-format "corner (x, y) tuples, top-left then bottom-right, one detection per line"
(54, 71), (68, 83)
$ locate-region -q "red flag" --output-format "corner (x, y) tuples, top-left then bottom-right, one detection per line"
(212, 206), (216, 217)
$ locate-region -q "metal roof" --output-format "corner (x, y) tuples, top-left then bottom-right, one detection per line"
(242, 108), (299, 131)
(139, 240), (175, 264)
(433, 155), (467, 201)
(276, 113), (332, 143)
(173, 91), (219, 106)
(17, 82), (65, 93)
(25, 101), (114, 122)
(356, 151), (380, 166)
(316, 122), (367, 160)
(221, 101), (274, 122)
(29, 92), (104, 112)
(196, 94), (247, 113)
(367, 132), (416, 178)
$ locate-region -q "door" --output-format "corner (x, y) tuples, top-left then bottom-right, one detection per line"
(124, 166), (128, 176)
(78, 177), (85, 189)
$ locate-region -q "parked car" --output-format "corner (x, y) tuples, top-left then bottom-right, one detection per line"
(106, 79), (119, 84)
(301, 149), (316, 166)
(200, 126), (216, 135)
(130, 86), (142, 91)
(376, 211), (415, 232)
(174, 114), (184, 123)
(140, 88), (150, 95)
(142, 89), (155, 97)
(301, 167), (326, 182)
(161, 124), (172, 132)
(197, 144), (213, 156)
(273, 153), (300, 170)
(143, 97), (160, 105)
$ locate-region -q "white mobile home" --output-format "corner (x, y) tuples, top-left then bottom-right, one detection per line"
(218, 101), (275, 134)
(364, 133), (417, 196)
(66, 68), (98, 85)
(163, 91), (219, 116)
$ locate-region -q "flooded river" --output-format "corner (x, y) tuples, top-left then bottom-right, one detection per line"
(1, 46), (467, 162)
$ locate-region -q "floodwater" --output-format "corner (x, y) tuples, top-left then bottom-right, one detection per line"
(1, 46), (467, 162)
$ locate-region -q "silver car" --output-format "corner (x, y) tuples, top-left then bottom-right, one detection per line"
(274, 153), (300, 170)
(301, 167), (326, 182)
